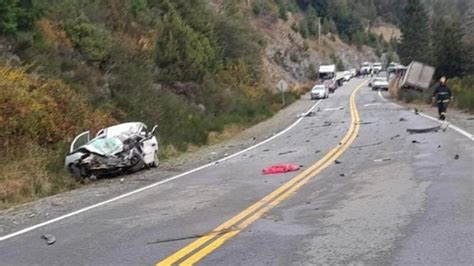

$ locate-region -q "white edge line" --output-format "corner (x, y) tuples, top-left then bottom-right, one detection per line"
(377, 90), (474, 141)
(0, 98), (326, 241)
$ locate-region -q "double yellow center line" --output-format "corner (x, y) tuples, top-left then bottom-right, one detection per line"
(157, 81), (366, 265)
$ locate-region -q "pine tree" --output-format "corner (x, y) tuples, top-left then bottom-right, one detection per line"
(432, 18), (465, 78)
(155, 4), (221, 82)
(398, 0), (431, 65)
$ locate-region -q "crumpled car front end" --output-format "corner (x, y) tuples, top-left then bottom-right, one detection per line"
(66, 137), (142, 179)
(66, 122), (159, 180)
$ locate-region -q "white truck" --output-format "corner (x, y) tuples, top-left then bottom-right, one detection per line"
(360, 62), (372, 75)
(319, 64), (344, 93)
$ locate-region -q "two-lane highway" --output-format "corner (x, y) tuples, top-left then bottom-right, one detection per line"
(1, 78), (472, 265)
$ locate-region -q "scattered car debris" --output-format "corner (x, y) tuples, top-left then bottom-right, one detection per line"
(454, 154), (459, 160)
(297, 111), (317, 118)
(407, 126), (441, 134)
(324, 107), (344, 111)
(374, 158), (391, 162)
(278, 150), (297, 156)
(390, 135), (401, 140)
(262, 164), (300, 175)
(351, 141), (383, 149)
(65, 122), (159, 181)
(41, 234), (56, 245)
(334, 160), (342, 164)
(323, 122), (332, 127)
(441, 121), (449, 131)
(147, 228), (237, 244)
(364, 103), (382, 107)
(315, 150), (321, 154)
(339, 174), (345, 177)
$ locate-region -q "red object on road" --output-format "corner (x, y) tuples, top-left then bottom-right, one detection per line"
(262, 164), (300, 175)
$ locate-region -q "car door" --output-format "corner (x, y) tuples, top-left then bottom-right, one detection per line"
(70, 131), (90, 153)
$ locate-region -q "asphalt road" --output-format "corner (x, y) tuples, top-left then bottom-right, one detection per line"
(1, 78), (473, 265)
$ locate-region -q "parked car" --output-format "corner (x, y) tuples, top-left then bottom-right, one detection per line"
(65, 122), (159, 180)
(377, 70), (388, 78)
(343, 71), (352, 81)
(372, 77), (389, 91)
(310, 84), (329, 99)
(349, 68), (357, 77)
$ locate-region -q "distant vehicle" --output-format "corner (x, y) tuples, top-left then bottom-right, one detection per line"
(360, 62), (372, 75)
(400, 61), (435, 91)
(373, 62), (382, 73)
(65, 122), (159, 180)
(310, 84), (329, 100)
(387, 62), (398, 73)
(377, 70), (388, 78)
(349, 68), (357, 77)
(372, 77), (389, 91)
(343, 71), (352, 81)
(318, 64), (337, 92)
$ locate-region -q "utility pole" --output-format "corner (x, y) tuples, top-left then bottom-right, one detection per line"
(318, 17), (321, 45)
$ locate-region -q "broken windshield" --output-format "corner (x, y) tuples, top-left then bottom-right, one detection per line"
(88, 137), (123, 156)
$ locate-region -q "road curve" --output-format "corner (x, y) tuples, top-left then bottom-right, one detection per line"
(0, 78), (472, 265)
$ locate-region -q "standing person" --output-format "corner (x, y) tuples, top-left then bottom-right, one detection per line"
(432, 76), (453, 121)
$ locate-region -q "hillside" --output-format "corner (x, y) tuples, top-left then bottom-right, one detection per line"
(0, 0), (391, 207)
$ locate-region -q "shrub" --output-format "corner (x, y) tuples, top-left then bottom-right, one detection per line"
(450, 76), (474, 111)
(0, 65), (114, 207)
(66, 21), (113, 61)
(155, 6), (220, 82)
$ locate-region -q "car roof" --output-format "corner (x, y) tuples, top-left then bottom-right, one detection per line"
(98, 122), (146, 137)
(312, 85), (326, 89)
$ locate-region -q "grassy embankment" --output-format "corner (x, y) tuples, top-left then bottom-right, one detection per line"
(397, 76), (474, 112)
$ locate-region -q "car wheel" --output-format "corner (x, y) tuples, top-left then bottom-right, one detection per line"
(128, 152), (145, 173)
(150, 150), (159, 168)
(69, 164), (87, 182)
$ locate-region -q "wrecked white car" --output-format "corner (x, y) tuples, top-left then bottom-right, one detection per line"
(65, 122), (159, 180)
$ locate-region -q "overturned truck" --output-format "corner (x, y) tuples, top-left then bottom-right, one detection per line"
(400, 61), (435, 91)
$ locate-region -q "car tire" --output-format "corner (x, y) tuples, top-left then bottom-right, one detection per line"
(150, 151), (159, 168)
(69, 164), (87, 181)
(128, 152), (145, 173)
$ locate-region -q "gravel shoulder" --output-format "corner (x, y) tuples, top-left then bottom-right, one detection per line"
(0, 94), (316, 236)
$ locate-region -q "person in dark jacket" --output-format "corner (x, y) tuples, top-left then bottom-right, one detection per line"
(432, 76), (453, 121)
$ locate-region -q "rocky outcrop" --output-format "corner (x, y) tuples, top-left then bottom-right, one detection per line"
(254, 12), (378, 91)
